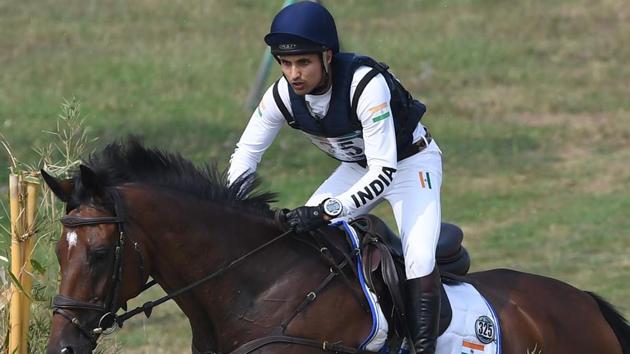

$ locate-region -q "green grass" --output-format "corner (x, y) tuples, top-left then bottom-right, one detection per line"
(1, 0), (629, 352)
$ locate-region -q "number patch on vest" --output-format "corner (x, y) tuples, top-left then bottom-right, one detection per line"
(303, 131), (365, 162)
(475, 315), (495, 344)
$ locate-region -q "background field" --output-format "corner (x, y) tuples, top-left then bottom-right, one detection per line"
(1, 0), (629, 352)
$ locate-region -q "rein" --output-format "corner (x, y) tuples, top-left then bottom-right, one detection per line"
(115, 228), (293, 326)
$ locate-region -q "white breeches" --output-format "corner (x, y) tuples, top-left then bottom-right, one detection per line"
(306, 141), (443, 280)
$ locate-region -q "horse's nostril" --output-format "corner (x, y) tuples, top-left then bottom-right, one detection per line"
(61, 347), (74, 354)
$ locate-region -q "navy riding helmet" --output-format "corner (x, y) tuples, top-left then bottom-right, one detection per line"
(264, 1), (339, 56)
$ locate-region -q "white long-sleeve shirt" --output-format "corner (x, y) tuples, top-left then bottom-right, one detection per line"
(228, 66), (426, 215)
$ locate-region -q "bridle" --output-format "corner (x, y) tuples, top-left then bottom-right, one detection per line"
(52, 190), (134, 348)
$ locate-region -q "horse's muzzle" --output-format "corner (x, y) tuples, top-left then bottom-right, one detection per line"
(46, 337), (94, 354)
(47, 344), (93, 354)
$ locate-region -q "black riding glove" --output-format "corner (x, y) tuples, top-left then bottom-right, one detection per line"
(284, 205), (327, 234)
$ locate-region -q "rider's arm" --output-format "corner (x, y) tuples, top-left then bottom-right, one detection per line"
(227, 81), (288, 185)
(335, 68), (398, 215)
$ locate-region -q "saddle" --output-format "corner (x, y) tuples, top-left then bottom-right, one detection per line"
(350, 215), (471, 339)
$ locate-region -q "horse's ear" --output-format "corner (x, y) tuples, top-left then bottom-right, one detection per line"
(79, 164), (104, 196)
(41, 169), (74, 203)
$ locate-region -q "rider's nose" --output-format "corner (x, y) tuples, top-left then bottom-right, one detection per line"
(61, 347), (74, 354)
(290, 66), (300, 80)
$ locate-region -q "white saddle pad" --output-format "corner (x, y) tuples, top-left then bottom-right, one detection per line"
(436, 282), (501, 354)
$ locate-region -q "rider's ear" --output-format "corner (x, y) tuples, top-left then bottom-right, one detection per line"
(325, 49), (333, 65)
(79, 164), (105, 197)
(41, 169), (74, 203)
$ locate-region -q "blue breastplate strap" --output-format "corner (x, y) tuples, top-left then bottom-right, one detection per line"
(330, 220), (382, 350)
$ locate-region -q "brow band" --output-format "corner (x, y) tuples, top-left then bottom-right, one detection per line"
(60, 215), (124, 227)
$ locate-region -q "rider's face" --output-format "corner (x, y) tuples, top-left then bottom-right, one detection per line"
(278, 52), (331, 95)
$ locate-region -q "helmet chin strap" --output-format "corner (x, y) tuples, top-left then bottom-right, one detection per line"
(310, 50), (332, 95)
(322, 50), (330, 75)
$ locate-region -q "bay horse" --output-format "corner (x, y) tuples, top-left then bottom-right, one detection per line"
(43, 139), (629, 354)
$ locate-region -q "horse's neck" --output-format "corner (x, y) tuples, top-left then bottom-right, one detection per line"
(129, 188), (293, 346)
(136, 190), (277, 288)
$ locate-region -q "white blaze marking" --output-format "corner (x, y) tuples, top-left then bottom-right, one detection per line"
(66, 231), (78, 250)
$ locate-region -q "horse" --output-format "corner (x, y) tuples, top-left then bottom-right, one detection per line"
(42, 138), (630, 354)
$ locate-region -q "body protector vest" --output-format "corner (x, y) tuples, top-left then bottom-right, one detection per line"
(273, 52), (427, 164)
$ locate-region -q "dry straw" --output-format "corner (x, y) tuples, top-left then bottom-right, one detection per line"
(0, 97), (103, 353)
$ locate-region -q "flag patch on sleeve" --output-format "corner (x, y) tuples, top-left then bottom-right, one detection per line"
(257, 101), (266, 117)
(368, 102), (390, 123)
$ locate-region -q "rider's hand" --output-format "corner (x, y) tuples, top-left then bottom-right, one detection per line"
(282, 198), (344, 233)
(283, 205), (327, 233)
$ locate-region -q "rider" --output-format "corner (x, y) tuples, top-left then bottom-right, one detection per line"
(227, 2), (443, 353)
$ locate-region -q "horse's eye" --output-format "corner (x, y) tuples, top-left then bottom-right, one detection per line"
(90, 248), (111, 263)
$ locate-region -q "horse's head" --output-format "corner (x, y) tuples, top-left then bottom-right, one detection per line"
(43, 166), (149, 354)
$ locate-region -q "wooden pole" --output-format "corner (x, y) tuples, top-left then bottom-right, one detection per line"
(20, 179), (39, 352)
(9, 174), (25, 354)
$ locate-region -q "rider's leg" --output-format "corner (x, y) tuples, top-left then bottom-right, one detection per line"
(385, 143), (442, 353)
(305, 162), (381, 218)
(305, 162), (365, 206)
(406, 266), (441, 353)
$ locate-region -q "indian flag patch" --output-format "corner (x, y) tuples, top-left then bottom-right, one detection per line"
(419, 171), (432, 189)
(461, 340), (485, 354)
(256, 101), (266, 117)
(369, 102), (390, 123)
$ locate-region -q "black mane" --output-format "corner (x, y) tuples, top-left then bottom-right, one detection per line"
(75, 137), (277, 215)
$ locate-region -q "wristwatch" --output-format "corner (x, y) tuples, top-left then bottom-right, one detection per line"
(322, 198), (343, 218)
